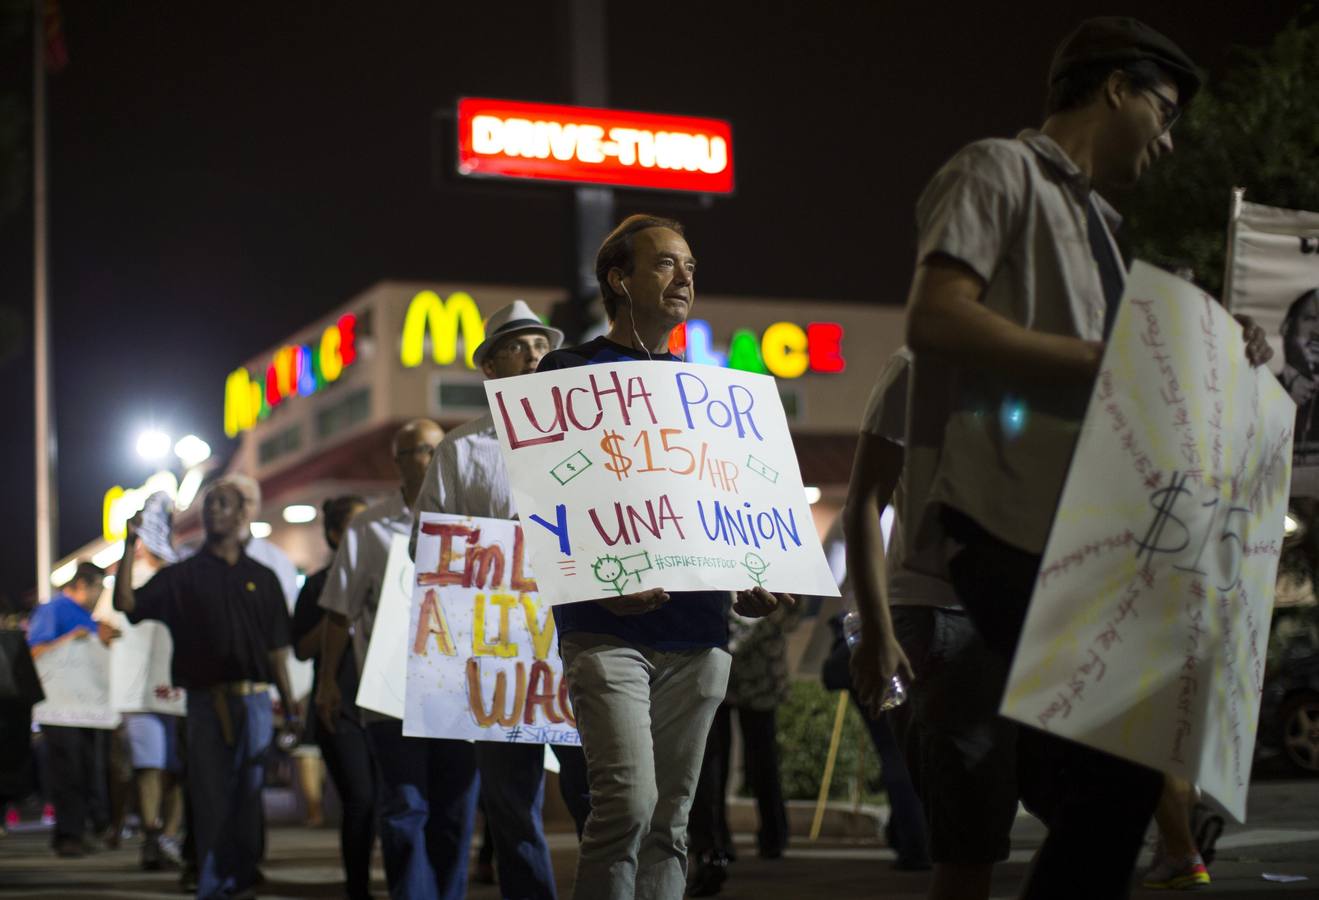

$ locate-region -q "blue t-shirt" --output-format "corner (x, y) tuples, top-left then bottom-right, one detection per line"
(538, 336), (730, 651)
(26, 593), (98, 647)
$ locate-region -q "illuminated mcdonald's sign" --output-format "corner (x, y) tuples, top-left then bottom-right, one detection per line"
(399, 290), (485, 369)
(224, 313), (358, 437)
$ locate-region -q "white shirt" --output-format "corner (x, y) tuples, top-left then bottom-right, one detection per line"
(860, 349), (960, 609)
(318, 490), (413, 703)
(245, 537), (300, 614)
(409, 413), (513, 559)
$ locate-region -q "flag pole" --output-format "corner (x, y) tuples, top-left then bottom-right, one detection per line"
(34, 0), (56, 601)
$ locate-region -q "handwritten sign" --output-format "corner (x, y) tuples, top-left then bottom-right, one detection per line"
(353, 534), (414, 720)
(403, 514), (579, 745)
(110, 615), (185, 715)
(1225, 197), (1319, 497)
(1002, 262), (1294, 822)
(33, 637), (120, 730)
(485, 361), (839, 604)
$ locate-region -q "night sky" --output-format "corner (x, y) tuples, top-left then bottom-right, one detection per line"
(0, 0), (1306, 600)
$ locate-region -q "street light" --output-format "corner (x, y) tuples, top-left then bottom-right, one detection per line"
(174, 434), (211, 468)
(283, 504), (317, 524)
(136, 429), (172, 461)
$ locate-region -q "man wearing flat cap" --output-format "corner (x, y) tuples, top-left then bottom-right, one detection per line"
(410, 300), (591, 900)
(849, 16), (1274, 900)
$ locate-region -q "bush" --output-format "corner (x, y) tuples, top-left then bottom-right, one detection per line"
(772, 680), (886, 803)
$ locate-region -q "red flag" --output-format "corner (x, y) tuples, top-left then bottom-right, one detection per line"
(44, 0), (68, 72)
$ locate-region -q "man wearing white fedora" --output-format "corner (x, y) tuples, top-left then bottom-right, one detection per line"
(411, 300), (590, 900)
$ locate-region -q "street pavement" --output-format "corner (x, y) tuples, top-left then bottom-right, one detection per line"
(1, 777), (1316, 898)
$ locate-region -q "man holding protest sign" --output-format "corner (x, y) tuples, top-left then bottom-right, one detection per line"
(28, 561), (117, 858)
(535, 215), (795, 900)
(409, 299), (590, 900)
(898, 17), (1273, 898)
(316, 419), (479, 900)
(114, 481), (299, 900)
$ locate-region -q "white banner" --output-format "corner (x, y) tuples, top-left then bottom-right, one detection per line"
(1226, 197), (1319, 495)
(1002, 262), (1294, 822)
(404, 514), (579, 744)
(110, 615), (185, 715)
(485, 361), (839, 604)
(353, 534), (415, 720)
(33, 637), (121, 730)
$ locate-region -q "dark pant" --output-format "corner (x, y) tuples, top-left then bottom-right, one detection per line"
(476, 742), (556, 900)
(366, 720), (478, 900)
(186, 691), (272, 900)
(945, 509), (1163, 899)
(43, 725), (109, 843)
(853, 699), (931, 868)
(318, 716), (379, 900)
(689, 704), (789, 859)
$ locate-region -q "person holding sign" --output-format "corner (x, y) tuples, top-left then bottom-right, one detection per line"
(536, 215), (794, 900)
(113, 482), (300, 900)
(410, 300), (591, 900)
(900, 17), (1273, 899)
(316, 419), (479, 900)
(27, 561), (117, 858)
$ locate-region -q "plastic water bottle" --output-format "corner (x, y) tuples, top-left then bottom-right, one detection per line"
(842, 609), (908, 711)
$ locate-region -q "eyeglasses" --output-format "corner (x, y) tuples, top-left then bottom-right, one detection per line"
(394, 443), (436, 461)
(1142, 87), (1181, 135)
(493, 337), (552, 359)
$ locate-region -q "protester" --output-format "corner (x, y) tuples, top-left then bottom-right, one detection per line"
(116, 491), (186, 871)
(316, 419), (478, 900)
(114, 482), (300, 900)
(1, 594), (44, 838)
(409, 299), (590, 900)
(291, 493), (375, 900)
(536, 214), (795, 900)
(845, 348), (1004, 898)
(26, 561), (117, 857)
(687, 600), (800, 897)
(898, 17), (1271, 898)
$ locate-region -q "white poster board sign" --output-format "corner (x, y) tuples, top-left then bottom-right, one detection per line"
(1002, 262), (1294, 822)
(353, 533), (414, 720)
(110, 615), (185, 715)
(404, 514), (579, 744)
(1225, 198), (1319, 496)
(33, 637), (121, 729)
(485, 361), (839, 604)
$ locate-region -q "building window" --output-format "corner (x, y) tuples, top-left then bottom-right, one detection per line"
(431, 375), (489, 415)
(778, 386), (803, 422)
(258, 425), (302, 465)
(316, 387), (371, 439)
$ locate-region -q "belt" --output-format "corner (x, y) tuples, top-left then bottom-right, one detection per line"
(208, 682), (270, 745)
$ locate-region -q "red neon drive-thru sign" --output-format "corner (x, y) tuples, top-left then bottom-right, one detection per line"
(456, 97), (734, 194)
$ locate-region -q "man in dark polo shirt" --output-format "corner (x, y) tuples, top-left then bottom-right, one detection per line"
(538, 214), (793, 900)
(114, 481), (298, 900)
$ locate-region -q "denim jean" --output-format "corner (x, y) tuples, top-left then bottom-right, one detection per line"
(318, 715), (379, 900)
(366, 720), (478, 900)
(476, 741), (557, 900)
(186, 691), (271, 900)
(561, 633), (731, 900)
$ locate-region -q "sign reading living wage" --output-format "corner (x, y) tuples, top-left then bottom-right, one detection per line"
(1001, 262), (1294, 823)
(485, 361), (840, 605)
(404, 513), (578, 744)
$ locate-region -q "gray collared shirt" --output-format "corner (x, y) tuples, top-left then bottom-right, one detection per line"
(409, 412), (514, 561)
(906, 129), (1125, 565)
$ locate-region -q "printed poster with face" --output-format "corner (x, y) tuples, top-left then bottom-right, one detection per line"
(1002, 262), (1294, 822)
(33, 636), (121, 730)
(484, 361), (839, 604)
(403, 513), (578, 744)
(1225, 197), (1319, 496)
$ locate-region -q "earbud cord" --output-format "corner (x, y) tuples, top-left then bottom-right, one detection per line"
(619, 282), (653, 362)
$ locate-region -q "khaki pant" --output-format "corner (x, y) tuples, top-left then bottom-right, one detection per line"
(562, 633), (730, 900)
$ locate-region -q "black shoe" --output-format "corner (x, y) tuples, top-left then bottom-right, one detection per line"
(687, 853), (730, 897)
(53, 837), (86, 858)
(179, 863), (198, 894)
(141, 831), (162, 871)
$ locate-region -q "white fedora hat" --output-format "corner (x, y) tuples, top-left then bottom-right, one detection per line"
(472, 300), (564, 366)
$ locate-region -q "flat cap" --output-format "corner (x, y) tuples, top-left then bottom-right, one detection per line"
(1050, 17), (1202, 106)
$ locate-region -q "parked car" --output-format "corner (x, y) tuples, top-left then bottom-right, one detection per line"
(1258, 606), (1319, 775)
